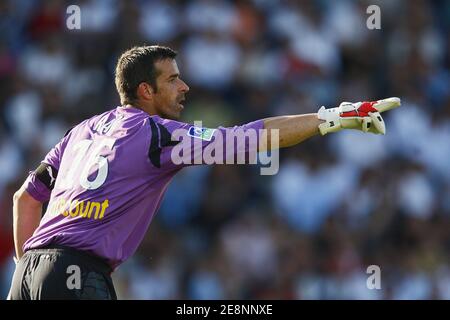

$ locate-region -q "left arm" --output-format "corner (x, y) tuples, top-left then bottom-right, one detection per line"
(13, 129), (71, 259)
(13, 184), (43, 259)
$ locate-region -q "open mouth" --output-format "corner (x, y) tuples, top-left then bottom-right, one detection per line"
(177, 98), (185, 109)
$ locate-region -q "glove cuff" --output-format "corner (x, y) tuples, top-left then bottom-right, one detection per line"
(317, 106), (341, 135)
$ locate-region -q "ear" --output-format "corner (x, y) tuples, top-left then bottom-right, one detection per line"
(137, 82), (153, 101)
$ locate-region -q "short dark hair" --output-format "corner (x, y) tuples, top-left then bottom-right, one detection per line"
(114, 45), (177, 105)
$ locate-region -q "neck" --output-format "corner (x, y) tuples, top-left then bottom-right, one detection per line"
(124, 102), (157, 116)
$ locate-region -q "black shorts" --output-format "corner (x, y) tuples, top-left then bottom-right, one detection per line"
(8, 245), (117, 300)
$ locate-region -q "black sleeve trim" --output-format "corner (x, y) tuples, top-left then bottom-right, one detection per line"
(64, 126), (74, 137)
(148, 118), (180, 168)
(35, 163), (58, 190)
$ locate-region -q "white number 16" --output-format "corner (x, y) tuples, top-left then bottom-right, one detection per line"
(62, 138), (115, 190)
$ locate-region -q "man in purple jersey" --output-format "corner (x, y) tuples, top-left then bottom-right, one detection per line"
(8, 45), (400, 299)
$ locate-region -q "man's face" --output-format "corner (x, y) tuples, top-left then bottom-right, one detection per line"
(151, 59), (189, 120)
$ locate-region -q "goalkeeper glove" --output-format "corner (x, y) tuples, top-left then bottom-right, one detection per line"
(317, 97), (401, 135)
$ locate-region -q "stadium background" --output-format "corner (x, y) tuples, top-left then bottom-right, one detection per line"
(0, 0), (449, 299)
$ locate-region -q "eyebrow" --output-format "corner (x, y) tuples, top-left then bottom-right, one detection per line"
(167, 73), (179, 80)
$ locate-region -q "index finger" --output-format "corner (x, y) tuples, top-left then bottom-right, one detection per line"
(373, 97), (401, 113)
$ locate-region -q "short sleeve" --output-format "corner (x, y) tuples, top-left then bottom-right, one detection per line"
(147, 116), (264, 170)
(24, 131), (72, 202)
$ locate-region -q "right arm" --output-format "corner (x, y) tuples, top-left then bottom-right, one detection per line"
(158, 98), (400, 168)
(260, 113), (323, 151)
(259, 97), (402, 151)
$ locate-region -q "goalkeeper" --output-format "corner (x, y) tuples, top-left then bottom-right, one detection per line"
(8, 45), (400, 300)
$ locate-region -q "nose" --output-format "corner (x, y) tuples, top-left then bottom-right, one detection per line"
(179, 79), (189, 93)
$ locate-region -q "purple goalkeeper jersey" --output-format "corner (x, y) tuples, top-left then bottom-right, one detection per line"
(23, 106), (263, 270)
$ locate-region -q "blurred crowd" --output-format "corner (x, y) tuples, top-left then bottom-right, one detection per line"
(0, 0), (449, 299)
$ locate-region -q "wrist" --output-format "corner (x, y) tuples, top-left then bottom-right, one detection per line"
(317, 106), (342, 135)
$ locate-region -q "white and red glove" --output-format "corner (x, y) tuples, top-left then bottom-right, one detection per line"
(317, 97), (401, 135)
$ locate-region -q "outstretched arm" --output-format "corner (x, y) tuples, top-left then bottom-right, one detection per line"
(261, 113), (323, 150)
(260, 97), (401, 151)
